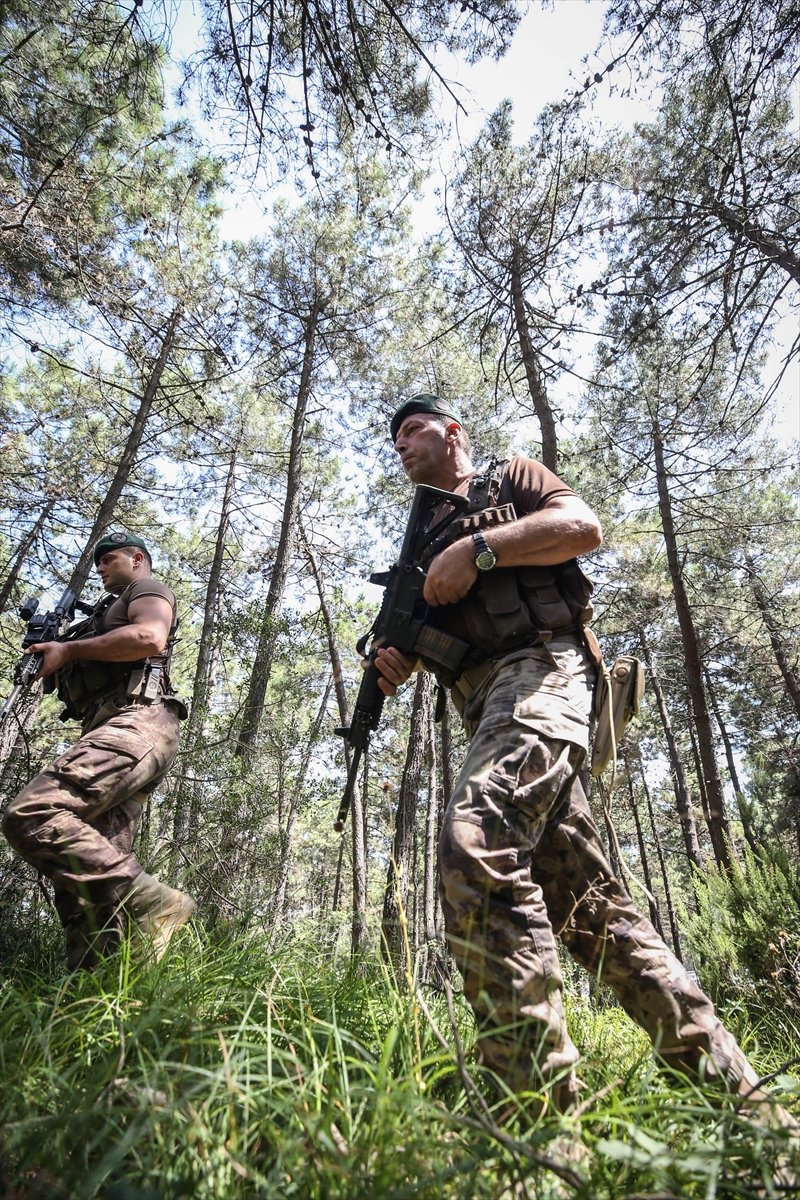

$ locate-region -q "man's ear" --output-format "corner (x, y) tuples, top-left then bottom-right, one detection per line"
(446, 422), (461, 440)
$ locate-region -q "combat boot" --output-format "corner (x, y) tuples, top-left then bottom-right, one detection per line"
(124, 872), (196, 960)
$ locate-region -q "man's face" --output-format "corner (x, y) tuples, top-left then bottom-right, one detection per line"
(97, 549), (139, 594)
(393, 413), (450, 484)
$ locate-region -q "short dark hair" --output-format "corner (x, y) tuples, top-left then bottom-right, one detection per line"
(428, 412), (472, 454)
(120, 545), (153, 571)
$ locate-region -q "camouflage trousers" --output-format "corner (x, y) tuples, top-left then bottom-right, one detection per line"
(441, 641), (761, 1110)
(2, 698), (180, 969)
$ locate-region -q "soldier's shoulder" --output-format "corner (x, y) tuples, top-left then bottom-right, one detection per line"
(125, 578), (176, 606)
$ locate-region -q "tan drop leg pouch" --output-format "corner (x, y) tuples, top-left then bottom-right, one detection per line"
(590, 656), (645, 779)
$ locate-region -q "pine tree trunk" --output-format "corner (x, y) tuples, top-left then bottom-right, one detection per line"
(746, 561), (800, 722)
(171, 430), (241, 868)
(510, 242), (558, 473)
(652, 425), (733, 869)
(236, 300), (323, 759)
(421, 696), (448, 983)
(641, 762), (684, 961)
(381, 673), (429, 973)
(302, 526), (368, 954)
(623, 760), (663, 936)
(703, 666), (760, 856)
(598, 782), (624, 881)
(0, 496), (56, 615)
(269, 678), (333, 943)
(0, 684), (43, 797)
(423, 699), (439, 945)
(688, 726), (715, 859)
(638, 631), (702, 871)
(67, 306), (182, 595)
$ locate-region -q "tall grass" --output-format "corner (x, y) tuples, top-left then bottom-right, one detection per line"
(1, 926), (798, 1199)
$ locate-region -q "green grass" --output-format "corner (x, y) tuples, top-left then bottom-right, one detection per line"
(1, 927), (798, 1199)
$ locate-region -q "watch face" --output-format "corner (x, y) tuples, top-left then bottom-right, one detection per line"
(475, 549), (496, 571)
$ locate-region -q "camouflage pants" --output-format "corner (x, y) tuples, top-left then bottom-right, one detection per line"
(441, 642), (760, 1110)
(2, 698), (180, 968)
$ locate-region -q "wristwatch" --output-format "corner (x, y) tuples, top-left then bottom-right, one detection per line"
(472, 532), (497, 572)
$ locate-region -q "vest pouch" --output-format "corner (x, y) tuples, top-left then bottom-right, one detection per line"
(56, 659), (129, 716)
(462, 569), (537, 653)
(414, 625), (472, 689)
(517, 567), (576, 634)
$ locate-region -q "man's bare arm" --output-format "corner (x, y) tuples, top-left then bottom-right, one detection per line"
(423, 495), (602, 607)
(26, 595), (173, 678)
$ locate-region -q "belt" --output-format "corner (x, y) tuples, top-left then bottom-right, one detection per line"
(76, 686), (165, 727)
(452, 629), (587, 706)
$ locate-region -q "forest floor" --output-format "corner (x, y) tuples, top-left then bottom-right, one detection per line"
(1, 927), (798, 1199)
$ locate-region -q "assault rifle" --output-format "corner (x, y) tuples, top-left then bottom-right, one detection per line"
(334, 484), (473, 831)
(0, 587), (93, 723)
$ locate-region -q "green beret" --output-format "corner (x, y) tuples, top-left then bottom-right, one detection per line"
(390, 394), (463, 443)
(93, 531), (149, 565)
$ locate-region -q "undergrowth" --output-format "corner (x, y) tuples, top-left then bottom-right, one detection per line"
(1, 926), (798, 1199)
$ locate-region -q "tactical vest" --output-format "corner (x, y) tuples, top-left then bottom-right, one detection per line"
(53, 584), (179, 720)
(420, 460), (595, 684)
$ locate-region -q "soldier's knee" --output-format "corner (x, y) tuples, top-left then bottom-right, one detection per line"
(2, 789), (47, 852)
(439, 816), (512, 901)
(439, 816), (476, 879)
(2, 796), (31, 851)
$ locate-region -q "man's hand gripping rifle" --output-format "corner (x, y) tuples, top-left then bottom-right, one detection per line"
(0, 587), (92, 723)
(334, 484), (471, 831)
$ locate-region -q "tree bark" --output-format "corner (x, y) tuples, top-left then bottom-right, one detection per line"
(711, 200), (800, 288)
(302, 524), (368, 955)
(171, 429), (242, 867)
(746, 561), (800, 722)
(638, 630), (702, 872)
(632, 749), (684, 961)
(623, 760), (663, 937)
(702, 665), (760, 856)
(269, 678), (333, 943)
(423, 698), (439, 946)
(67, 306), (182, 596)
(510, 242), (558, 473)
(236, 298), (322, 759)
(381, 673), (429, 973)
(652, 424), (733, 869)
(0, 496), (56, 616)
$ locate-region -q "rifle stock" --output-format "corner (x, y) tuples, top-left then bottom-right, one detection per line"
(334, 484), (470, 831)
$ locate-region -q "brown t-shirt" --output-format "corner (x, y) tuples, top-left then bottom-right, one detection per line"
(505, 454), (576, 510)
(459, 454), (576, 514)
(98, 578), (176, 647)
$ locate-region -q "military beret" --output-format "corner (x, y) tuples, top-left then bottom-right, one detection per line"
(93, 531), (149, 565)
(389, 394), (463, 443)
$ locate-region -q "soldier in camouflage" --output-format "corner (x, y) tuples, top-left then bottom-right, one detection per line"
(374, 394), (791, 1121)
(2, 532), (195, 969)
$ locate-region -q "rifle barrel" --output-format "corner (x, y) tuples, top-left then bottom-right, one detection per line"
(0, 683), (24, 722)
(334, 746), (363, 832)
